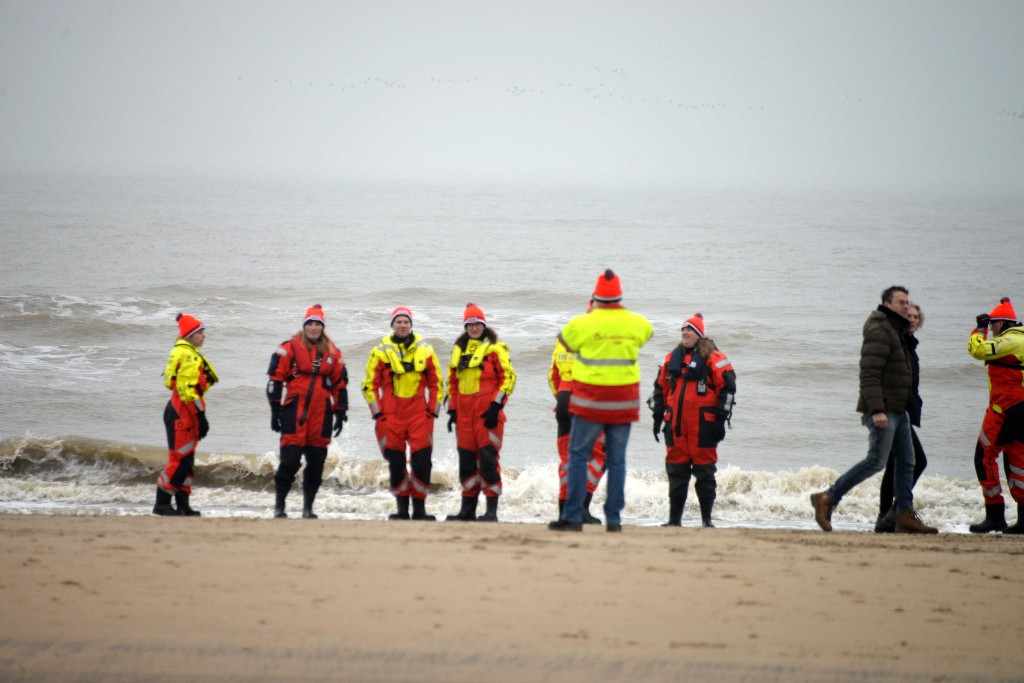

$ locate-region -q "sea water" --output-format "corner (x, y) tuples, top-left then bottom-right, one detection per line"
(2, 173), (1021, 531)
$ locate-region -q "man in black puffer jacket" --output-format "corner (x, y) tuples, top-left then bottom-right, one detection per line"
(810, 286), (937, 534)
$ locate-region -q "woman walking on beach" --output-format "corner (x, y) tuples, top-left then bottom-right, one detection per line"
(445, 303), (516, 522)
(155, 312), (218, 516)
(266, 304), (348, 519)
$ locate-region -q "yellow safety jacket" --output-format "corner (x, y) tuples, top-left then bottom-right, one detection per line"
(548, 338), (575, 396)
(163, 340), (219, 413)
(362, 333), (444, 416)
(559, 307), (653, 387)
(447, 338), (516, 408)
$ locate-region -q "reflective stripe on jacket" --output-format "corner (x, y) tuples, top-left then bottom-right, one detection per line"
(362, 333), (444, 416)
(969, 325), (1024, 412)
(558, 306), (652, 423)
(447, 338), (516, 410)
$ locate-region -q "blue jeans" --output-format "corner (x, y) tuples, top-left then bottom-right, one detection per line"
(829, 410), (915, 513)
(564, 417), (632, 525)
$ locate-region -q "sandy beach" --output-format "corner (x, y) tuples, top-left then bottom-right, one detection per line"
(1, 515), (1022, 682)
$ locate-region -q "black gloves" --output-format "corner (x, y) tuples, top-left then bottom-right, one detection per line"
(653, 418), (662, 443)
(333, 410), (347, 437)
(976, 313), (991, 330)
(447, 410), (457, 433)
(482, 402), (502, 428)
(372, 412), (383, 421)
(197, 410), (210, 439)
(270, 405), (281, 432)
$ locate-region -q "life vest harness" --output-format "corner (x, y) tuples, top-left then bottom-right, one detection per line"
(168, 339), (218, 395)
(288, 337), (335, 426)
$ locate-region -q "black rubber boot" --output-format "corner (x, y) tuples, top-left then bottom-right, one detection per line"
(1004, 505), (1024, 534)
(411, 497), (435, 521)
(274, 485), (288, 519)
(969, 503), (1007, 534)
(662, 497), (684, 527)
(581, 493), (602, 525)
(153, 487), (177, 516)
(389, 496), (410, 520)
(698, 496), (714, 528)
(302, 490), (318, 519)
(478, 496), (499, 522)
(558, 499), (565, 515)
(446, 495), (479, 521)
(174, 491), (201, 516)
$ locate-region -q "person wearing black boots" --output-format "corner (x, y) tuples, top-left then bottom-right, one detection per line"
(967, 297), (1024, 534)
(362, 307), (444, 521)
(649, 313), (735, 528)
(266, 305), (348, 519)
(445, 303), (516, 522)
(155, 312), (218, 516)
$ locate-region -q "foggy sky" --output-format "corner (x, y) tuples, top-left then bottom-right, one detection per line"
(1, 0), (1022, 190)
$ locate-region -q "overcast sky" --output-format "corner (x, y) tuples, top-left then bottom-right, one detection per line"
(1, 1), (1022, 189)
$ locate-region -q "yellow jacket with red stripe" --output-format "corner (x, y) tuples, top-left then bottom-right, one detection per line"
(558, 305), (653, 423)
(968, 324), (1024, 412)
(448, 338), (516, 410)
(362, 333), (444, 417)
(548, 337), (575, 396)
(163, 339), (218, 414)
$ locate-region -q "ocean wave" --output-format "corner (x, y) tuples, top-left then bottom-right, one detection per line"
(0, 435), (994, 532)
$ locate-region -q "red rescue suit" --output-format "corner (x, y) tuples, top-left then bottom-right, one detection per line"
(968, 324), (1024, 505)
(362, 333), (443, 499)
(161, 340), (218, 495)
(652, 344), (736, 466)
(448, 335), (516, 498)
(267, 335), (347, 449)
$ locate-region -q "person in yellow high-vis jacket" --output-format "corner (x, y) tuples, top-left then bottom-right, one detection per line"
(362, 306), (444, 521)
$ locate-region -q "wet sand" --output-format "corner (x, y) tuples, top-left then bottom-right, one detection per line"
(1, 515), (1022, 682)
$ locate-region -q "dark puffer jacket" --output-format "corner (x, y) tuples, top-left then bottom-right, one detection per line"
(856, 305), (912, 415)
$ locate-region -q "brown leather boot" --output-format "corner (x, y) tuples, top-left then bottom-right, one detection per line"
(810, 491), (834, 532)
(895, 508), (938, 534)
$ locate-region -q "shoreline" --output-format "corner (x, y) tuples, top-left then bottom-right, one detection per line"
(2, 515), (1022, 682)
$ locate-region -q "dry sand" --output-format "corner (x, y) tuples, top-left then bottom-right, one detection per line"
(1, 515), (1022, 682)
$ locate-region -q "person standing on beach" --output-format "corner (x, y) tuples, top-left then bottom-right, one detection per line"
(155, 312), (218, 516)
(810, 286), (937, 534)
(444, 303), (516, 522)
(266, 305), (348, 519)
(550, 331), (606, 524)
(549, 269), (652, 533)
(649, 313), (736, 528)
(966, 297), (1024, 534)
(362, 307), (444, 521)
(874, 302), (928, 532)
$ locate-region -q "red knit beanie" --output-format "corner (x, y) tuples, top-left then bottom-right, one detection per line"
(463, 303), (486, 326)
(303, 304), (326, 326)
(682, 313), (705, 338)
(176, 313), (204, 339)
(593, 269), (623, 303)
(989, 297), (1017, 322)
(390, 306), (413, 326)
